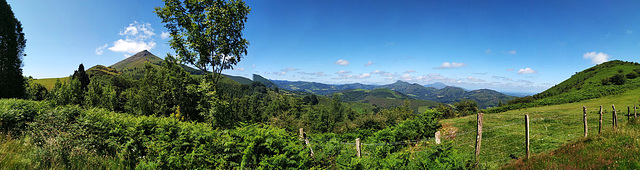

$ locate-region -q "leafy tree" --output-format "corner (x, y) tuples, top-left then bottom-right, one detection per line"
(610, 73), (626, 85)
(436, 104), (455, 119)
(453, 99), (478, 117)
(24, 77), (48, 101)
(0, 0), (27, 98)
(72, 63), (90, 91)
(155, 0), (251, 85)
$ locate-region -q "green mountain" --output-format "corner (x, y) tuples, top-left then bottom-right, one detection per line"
(335, 88), (441, 113)
(253, 74), (278, 89)
(488, 60), (640, 113)
(273, 79), (514, 109)
(107, 50), (252, 85)
(86, 65), (120, 77)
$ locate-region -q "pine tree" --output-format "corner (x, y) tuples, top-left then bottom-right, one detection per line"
(0, 0), (27, 98)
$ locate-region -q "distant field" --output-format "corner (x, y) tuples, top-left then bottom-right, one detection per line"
(440, 88), (640, 168)
(33, 77), (69, 90)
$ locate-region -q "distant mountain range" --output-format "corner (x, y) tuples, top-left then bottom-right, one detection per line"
(271, 79), (515, 109)
(88, 50), (515, 109)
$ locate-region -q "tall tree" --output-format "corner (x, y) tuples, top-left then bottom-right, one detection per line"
(0, 0), (27, 98)
(155, 0), (250, 86)
(72, 63), (90, 91)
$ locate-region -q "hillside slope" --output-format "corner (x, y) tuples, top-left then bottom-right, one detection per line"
(488, 60), (640, 113)
(335, 88), (441, 113)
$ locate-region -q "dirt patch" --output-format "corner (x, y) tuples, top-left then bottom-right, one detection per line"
(440, 123), (460, 140)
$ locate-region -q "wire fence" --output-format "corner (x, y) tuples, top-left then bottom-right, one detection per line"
(301, 105), (637, 168)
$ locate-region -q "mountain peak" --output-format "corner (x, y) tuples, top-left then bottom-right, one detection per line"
(110, 50), (162, 71)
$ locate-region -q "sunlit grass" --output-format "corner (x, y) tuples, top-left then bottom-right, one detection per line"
(440, 88), (640, 168)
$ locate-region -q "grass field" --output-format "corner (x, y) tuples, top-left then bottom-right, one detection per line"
(503, 118), (640, 169)
(33, 77), (69, 90)
(440, 88), (640, 168)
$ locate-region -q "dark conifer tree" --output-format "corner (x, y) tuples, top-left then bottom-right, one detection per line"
(0, 0), (27, 98)
(72, 63), (90, 91)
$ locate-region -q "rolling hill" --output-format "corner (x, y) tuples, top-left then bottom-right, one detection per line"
(272, 79), (515, 109)
(487, 60), (640, 113)
(335, 88), (441, 113)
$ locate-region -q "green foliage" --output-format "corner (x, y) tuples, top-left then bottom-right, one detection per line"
(24, 77), (48, 101)
(436, 104), (456, 119)
(72, 64), (90, 91)
(0, 0), (26, 99)
(155, 0), (251, 85)
(49, 78), (84, 106)
(84, 77), (117, 110)
(453, 99), (478, 117)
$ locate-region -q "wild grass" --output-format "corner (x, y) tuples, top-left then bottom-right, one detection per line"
(440, 88), (640, 168)
(503, 118), (640, 169)
(33, 77), (69, 90)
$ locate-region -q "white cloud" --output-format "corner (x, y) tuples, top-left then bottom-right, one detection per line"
(467, 76), (485, 82)
(404, 69), (416, 73)
(109, 39), (156, 54)
(252, 64), (256, 68)
(518, 68), (537, 74)
(336, 70), (352, 75)
(485, 49), (492, 53)
(95, 44), (108, 55)
(282, 68), (298, 72)
(233, 67), (245, 71)
(435, 62), (467, 69)
(365, 61), (374, 66)
(582, 51), (610, 64)
(335, 59), (350, 66)
(358, 73), (371, 78)
(108, 21), (157, 54)
(508, 50), (517, 55)
(298, 71), (327, 77)
(401, 74), (412, 80)
(273, 72), (287, 75)
(161, 31), (170, 40)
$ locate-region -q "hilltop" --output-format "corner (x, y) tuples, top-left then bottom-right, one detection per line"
(488, 60), (640, 113)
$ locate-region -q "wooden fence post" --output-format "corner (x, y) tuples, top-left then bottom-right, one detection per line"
(628, 106), (631, 121)
(612, 104), (618, 129)
(525, 114), (530, 159)
(435, 131), (441, 144)
(475, 113), (483, 163)
(299, 128), (304, 141)
(599, 105), (603, 134)
(300, 128), (314, 157)
(583, 106), (587, 138)
(356, 138), (361, 158)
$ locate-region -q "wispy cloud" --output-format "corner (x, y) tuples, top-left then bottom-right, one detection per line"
(336, 70), (352, 75)
(233, 67), (245, 71)
(365, 61), (374, 66)
(95, 44), (108, 55)
(404, 69), (416, 74)
(160, 31), (170, 40)
(298, 71), (327, 77)
(335, 59), (350, 66)
(467, 76), (485, 82)
(435, 62), (467, 69)
(485, 49), (492, 53)
(518, 68), (537, 74)
(506, 68), (514, 72)
(627, 30), (634, 34)
(583, 51), (610, 64)
(358, 73), (371, 78)
(282, 68), (299, 72)
(108, 21), (157, 54)
(507, 50), (516, 55)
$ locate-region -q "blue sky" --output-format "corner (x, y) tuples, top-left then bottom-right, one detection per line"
(8, 0), (640, 93)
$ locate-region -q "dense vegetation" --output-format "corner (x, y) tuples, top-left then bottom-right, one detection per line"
(1, 52), (471, 168)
